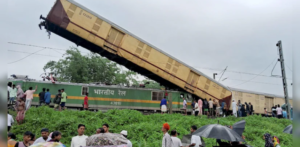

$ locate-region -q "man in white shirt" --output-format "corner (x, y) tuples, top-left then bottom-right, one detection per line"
(120, 130), (132, 147)
(71, 124), (88, 147)
(170, 130), (182, 147)
(232, 100), (237, 117)
(183, 98), (187, 115)
(162, 123), (172, 147)
(33, 128), (51, 144)
(7, 111), (14, 132)
(188, 125), (202, 147)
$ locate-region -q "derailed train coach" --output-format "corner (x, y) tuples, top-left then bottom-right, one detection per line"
(9, 79), (193, 113)
(39, 0), (233, 108)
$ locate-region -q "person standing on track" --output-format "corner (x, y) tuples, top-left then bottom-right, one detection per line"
(194, 100), (199, 116)
(24, 86), (37, 110)
(38, 88), (46, 106)
(160, 97), (167, 114)
(198, 98), (203, 116)
(44, 89), (51, 106)
(53, 90), (61, 111)
(245, 102), (250, 116)
(83, 93), (89, 110)
(237, 100), (242, 117)
(249, 103), (253, 115)
(232, 100), (237, 117)
(183, 98), (187, 116)
(60, 89), (67, 111)
(276, 104), (283, 119)
(208, 99), (213, 117)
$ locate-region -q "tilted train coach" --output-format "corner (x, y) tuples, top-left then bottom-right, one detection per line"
(39, 0), (233, 108)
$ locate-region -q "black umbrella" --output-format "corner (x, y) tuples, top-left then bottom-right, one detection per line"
(181, 134), (206, 147)
(193, 124), (244, 142)
(283, 124), (292, 134)
(233, 120), (246, 136)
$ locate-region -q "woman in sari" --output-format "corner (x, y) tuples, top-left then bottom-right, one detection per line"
(16, 98), (26, 125)
(16, 85), (25, 101)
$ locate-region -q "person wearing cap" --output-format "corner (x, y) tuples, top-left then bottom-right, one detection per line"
(161, 123), (171, 147)
(120, 130), (132, 147)
(170, 130), (182, 147)
(33, 128), (50, 145)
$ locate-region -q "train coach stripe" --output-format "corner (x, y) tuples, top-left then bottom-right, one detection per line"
(33, 94), (190, 105)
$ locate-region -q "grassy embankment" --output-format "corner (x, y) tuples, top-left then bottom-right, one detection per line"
(9, 107), (292, 147)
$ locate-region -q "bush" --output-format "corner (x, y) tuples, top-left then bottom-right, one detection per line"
(10, 107), (292, 147)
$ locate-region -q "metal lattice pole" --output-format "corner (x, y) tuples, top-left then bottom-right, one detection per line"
(276, 41), (290, 119)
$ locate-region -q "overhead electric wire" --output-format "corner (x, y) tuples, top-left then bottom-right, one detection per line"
(8, 50), (61, 58)
(8, 42), (292, 80)
(8, 49), (46, 64)
(232, 58), (277, 87)
(7, 42), (90, 54)
(226, 78), (281, 85)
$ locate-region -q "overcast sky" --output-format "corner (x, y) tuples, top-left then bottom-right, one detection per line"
(1, 0), (297, 97)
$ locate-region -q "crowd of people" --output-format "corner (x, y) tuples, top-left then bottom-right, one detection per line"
(7, 124), (133, 147)
(160, 97), (255, 118)
(7, 82), (70, 125)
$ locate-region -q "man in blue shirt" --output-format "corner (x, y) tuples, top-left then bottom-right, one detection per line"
(44, 89), (51, 105)
(160, 97), (167, 114)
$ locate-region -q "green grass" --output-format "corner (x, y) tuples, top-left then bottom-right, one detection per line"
(9, 107), (292, 147)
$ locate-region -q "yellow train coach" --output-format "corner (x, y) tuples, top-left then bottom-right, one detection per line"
(40, 0), (232, 106)
(229, 87), (293, 114)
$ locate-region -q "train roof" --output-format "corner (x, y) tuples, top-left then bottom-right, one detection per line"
(8, 78), (185, 93)
(66, 0), (231, 92)
(229, 87), (292, 99)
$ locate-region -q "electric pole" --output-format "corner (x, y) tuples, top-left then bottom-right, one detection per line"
(276, 41), (290, 119)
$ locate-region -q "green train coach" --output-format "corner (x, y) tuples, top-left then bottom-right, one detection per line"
(9, 78), (192, 113)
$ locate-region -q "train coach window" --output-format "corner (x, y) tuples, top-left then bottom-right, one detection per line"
(81, 86), (89, 95)
(152, 91), (164, 101)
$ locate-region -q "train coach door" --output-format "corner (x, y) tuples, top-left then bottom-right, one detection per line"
(168, 93), (172, 114)
(104, 27), (125, 54)
(185, 71), (200, 93)
(265, 96), (274, 112)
